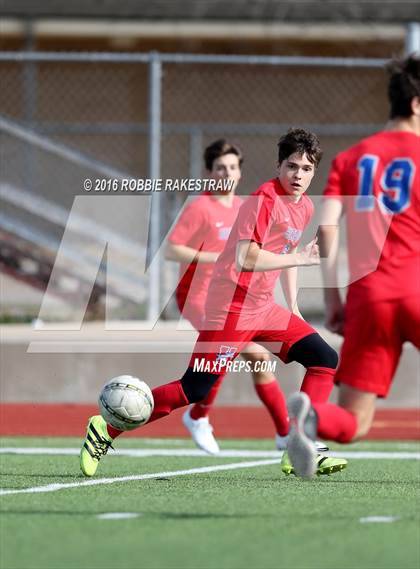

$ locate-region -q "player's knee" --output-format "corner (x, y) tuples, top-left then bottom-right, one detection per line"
(259, 351), (271, 363)
(288, 333), (338, 369)
(318, 343), (338, 369)
(338, 385), (376, 440)
(242, 345), (270, 363)
(180, 367), (221, 403)
(247, 352), (272, 374)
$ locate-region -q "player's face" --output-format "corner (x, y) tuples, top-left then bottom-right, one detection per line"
(277, 152), (316, 199)
(208, 153), (242, 192)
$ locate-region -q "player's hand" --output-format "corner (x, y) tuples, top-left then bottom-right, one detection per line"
(325, 301), (345, 336)
(298, 239), (320, 266)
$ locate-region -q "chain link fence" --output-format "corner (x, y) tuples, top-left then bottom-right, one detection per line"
(0, 52), (389, 321)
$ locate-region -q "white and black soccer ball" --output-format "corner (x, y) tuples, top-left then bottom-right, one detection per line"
(98, 375), (154, 431)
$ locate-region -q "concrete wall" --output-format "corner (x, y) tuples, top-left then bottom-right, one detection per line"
(1, 322), (418, 408)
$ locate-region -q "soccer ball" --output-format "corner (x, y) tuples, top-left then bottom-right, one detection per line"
(98, 375), (154, 431)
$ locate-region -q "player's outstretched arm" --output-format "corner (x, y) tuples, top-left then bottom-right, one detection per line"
(280, 248), (304, 318)
(165, 243), (219, 264)
(236, 239), (320, 273)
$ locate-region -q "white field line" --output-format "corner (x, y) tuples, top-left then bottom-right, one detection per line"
(359, 516), (400, 524)
(97, 512), (141, 520)
(72, 438), (420, 450)
(0, 447), (419, 460)
(0, 458), (281, 496)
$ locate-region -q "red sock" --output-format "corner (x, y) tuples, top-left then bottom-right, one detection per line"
(301, 366), (335, 404)
(106, 380), (189, 438)
(255, 380), (289, 436)
(190, 375), (225, 420)
(313, 403), (358, 443)
(107, 424), (123, 439)
(148, 380), (190, 423)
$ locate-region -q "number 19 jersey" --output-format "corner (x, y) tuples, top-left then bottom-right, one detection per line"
(323, 130), (420, 304)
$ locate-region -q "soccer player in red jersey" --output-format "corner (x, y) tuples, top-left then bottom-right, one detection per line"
(80, 128), (347, 477)
(166, 139), (296, 454)
(286, 55), (420, 478)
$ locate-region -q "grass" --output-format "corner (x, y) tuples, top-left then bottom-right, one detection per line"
(1, 437), (419, 569)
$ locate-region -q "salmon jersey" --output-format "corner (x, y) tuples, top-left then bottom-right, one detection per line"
(324, 130), (420, 305)
(168, 194), (243, 307)
(206, 178), (314, 316)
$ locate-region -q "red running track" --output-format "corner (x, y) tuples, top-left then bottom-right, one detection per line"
(1, 404), (419, 440)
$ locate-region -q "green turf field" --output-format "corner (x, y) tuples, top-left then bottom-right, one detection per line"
(1, 437), (419, 569)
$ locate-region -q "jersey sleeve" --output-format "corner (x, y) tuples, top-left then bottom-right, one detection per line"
(323, 156), (345, 199)
(236, 192), (275, 245)
(168, 200), (206, 246)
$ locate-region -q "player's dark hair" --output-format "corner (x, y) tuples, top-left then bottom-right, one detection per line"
(204, 139), (243, 171)
(277, 128), (323, 168)
(387, 54), (420, 119)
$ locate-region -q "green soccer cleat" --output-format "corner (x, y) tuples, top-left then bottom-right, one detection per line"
(80, 415), (114, 477)
(281, 451), (348, 477)
(315, 455), (348, 476)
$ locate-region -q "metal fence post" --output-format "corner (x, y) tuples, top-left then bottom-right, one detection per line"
(147, 51), (162, 322)
(405, 22), (420, 54)
(23, 22), (37, 193)
(189, 127), (203, 179)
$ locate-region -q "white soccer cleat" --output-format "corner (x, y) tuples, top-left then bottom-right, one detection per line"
(275, 433), (329, 452)
(182, 408), (220, 455)
(286, 392), (318, 478)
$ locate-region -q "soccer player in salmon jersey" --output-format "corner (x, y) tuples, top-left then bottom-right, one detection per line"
(80, 128), (347, 477)
(166, 139), (324, 455)
(286, 55), (420, 478)
(166, 139), (328, 454)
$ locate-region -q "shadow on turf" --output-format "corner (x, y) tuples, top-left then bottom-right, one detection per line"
(0, 509), (264, 520)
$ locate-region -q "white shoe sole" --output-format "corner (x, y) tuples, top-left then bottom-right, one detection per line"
(182, 409), (220, 455)
(287, 393), (317, 478)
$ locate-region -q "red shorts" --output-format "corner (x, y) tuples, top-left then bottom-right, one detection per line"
(189, 303), (316, 374)
(336, 295), (420, 397)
